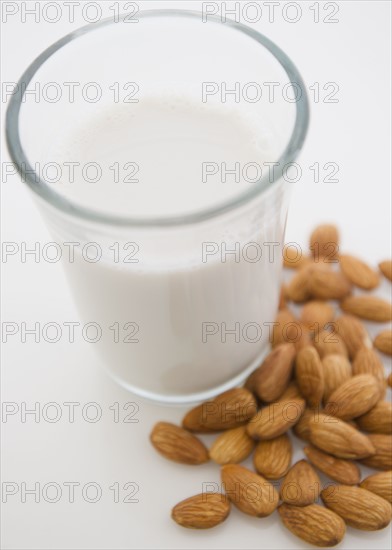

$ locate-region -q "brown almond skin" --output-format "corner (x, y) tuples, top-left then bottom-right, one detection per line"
(341, 295), (392, 322)
(322, 354), (352, 402)
(309, 415), (375, 459)
(285, 266), (312, 303)
(209, 426), (254, 465)
(356, 401), (392, 434)
(360, 471), (392, 503)
(280, 460), (321, 506)
(308, 269), (351, 300)
(279, 503), (346, 547)
(352, 347), (385, 390)
(182, 388), (257, 432)
(253, 434), (292, 480)
(150, 422), (209, 465)
(379, 259), (392, 281)
(246, 399), (305, 440)
(171, 493), (230, 529)
(324, 374), (381, 420)
(283, 245), (311, 269)
(360, 434), (392, 470)
(388, 372), (392, 388)
(301, 300), (335, 331)
(304, 445), (361, 485)
(293, 408), (327, 442)
(294, 323), (314, 351)
(286, 260), (332, 303)
(321, 485), (392, 531)
(295, 346), (324, 408)
(314, 329), (349, 358)
(221, 464), (278, 517)
(339, 254), (380, 290)
(276, 381), (303, 402)
(309, 224), (340, 261)
(335, 314), (372, 359)
(244, 343), (296, 402)
(374, 329), (392, 356)
(271, 309), (299, 347)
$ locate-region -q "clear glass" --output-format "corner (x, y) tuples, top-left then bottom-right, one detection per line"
(6, 10), (309, 404)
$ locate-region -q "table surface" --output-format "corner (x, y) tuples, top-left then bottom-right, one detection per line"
(1, 1), (391, 549)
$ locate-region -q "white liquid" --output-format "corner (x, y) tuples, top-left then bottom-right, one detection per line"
(49, 97), (275, 217)
(47, 98), (285, 402)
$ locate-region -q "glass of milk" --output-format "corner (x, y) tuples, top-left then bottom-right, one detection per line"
(6, 10), (309, 404)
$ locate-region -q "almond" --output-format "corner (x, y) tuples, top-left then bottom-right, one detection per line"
(286, 266), (312, 303)
(314, 328), (349, 358)
(244, 343), (296, 402)
(356, 401), (392, 434)
(246, 399), (305, 440)
(360, 434), (392, 470)
(150, 422), (209, 464)
(341, 295), (392, 322)
(301, 300), (335, 331)
(276, 381), (303, 402)
(280, 460), (320, 506)
(379, 259), (392, 281)
(335, 314), (372, 359)
(304, 444), (360, 485)
(279, 503), (346, 547)
(295, 346), (324, 407)
(309, 415), (375, 459)
(221, 464), (278, 517)
(286, 262), (332, 304)
(171, 492), (230, 529)
(182, 388), (257, 432)
(360, 471), (392, 504)
(388, 372), (392, 388)
(271, 309), (298, 347)
(374, 329), (392, 356)
(295, 323), (314, 351)
(321, 485), (392, 531)
(209, 426), (254, 465)
(322, 354), (352, 401)
(352, 347), (385, 389)
(253, 434), (292, 480)
(324, 374), (380, 420)
(293, 409), (327, 441)
(283, 245), (311, 269)
(339, 254), (380, 290)
(308, 269), (351, 300)
(309, 224), (340, 261)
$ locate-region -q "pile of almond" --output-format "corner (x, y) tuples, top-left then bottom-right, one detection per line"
(150, 224), (392, 547)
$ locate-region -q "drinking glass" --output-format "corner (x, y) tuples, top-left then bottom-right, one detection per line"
(6, 9), (309, 404)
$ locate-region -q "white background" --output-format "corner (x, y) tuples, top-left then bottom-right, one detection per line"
(1, 1), (391, 549)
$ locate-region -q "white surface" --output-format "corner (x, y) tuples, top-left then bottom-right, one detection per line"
(1, 1), (391, 549)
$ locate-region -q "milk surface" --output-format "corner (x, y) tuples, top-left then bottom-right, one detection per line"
(50, 97), (273, 218)
(47, 98), (285, 402)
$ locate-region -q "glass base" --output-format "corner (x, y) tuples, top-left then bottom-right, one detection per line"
(101, 348), (269, 406)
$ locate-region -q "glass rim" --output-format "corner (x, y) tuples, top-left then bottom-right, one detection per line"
(5, 8), (310, 228)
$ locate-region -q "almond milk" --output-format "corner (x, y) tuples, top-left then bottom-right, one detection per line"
(47, 98), (287, 402)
